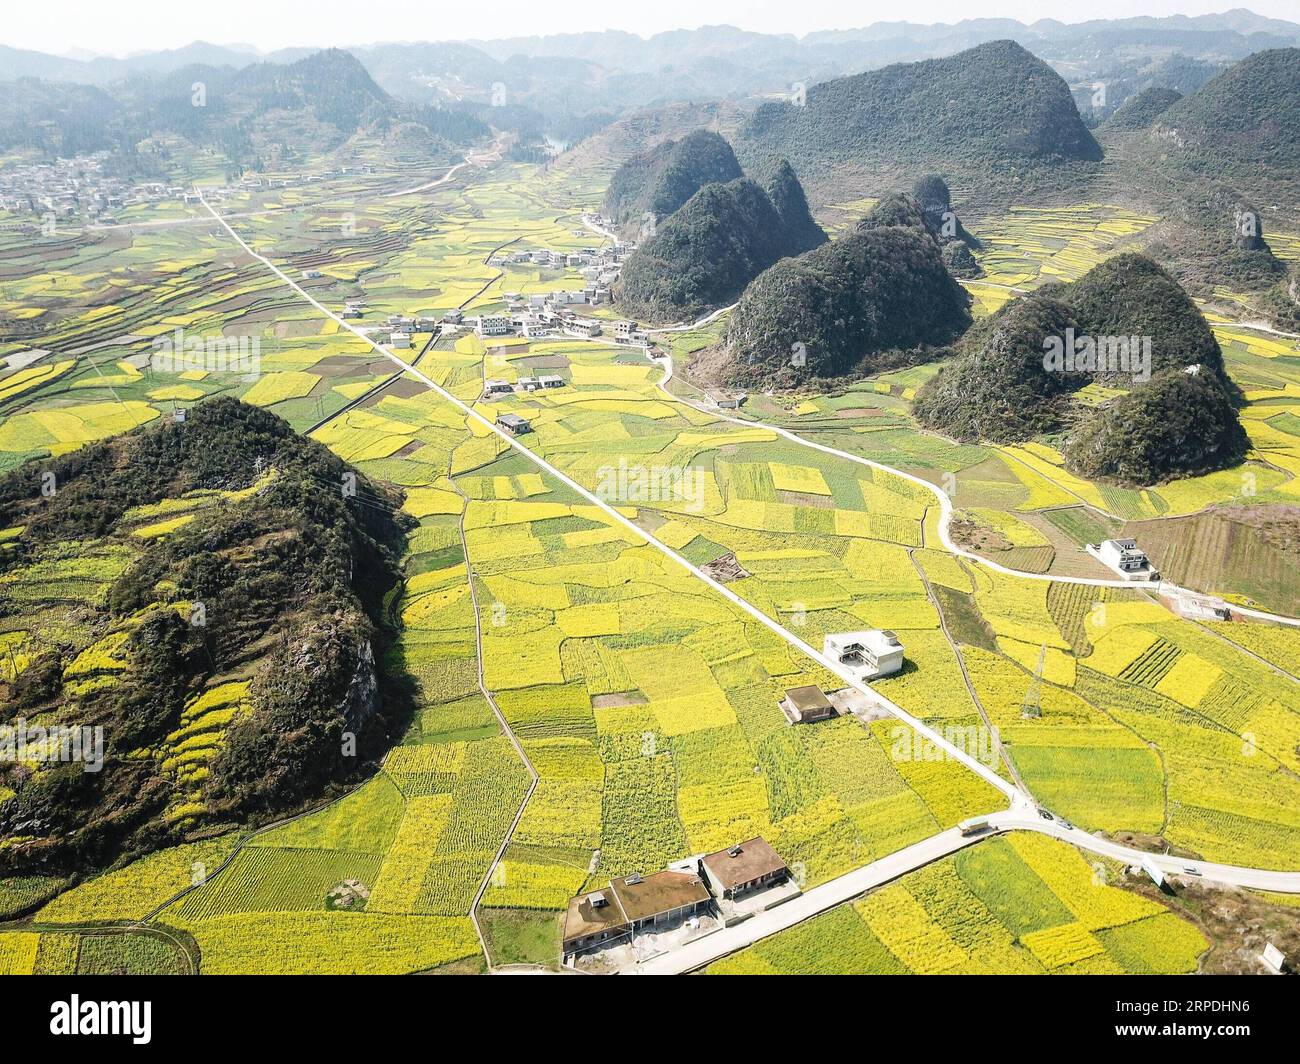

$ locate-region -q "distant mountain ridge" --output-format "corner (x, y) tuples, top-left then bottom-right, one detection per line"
(0, 48), (488, 170)
(735, 40), (1104, 207)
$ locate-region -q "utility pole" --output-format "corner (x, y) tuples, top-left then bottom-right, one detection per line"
(1021, 643), (1046, 719)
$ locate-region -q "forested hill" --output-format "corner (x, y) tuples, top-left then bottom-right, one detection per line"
(913, 254), (1248, 486)
(712, 193), (971, 389)
(1099, 86), (1182, 132)
(0, 399), (412, 877)
(736, 39), (1103, 207)
(1145, 47), (1300, 209)
(603, 129), (744, 234)
(1109, 48), (1298, 301)
(613, 158), (826, 323)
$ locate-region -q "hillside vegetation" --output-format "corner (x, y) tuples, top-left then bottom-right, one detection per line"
(604, 129), (743, 234)
(0, 399), (412, 876)
(1146, 47), (1300, 210)
(1110, 48), (1298, 298)
(712, 193), (971, 389)
(613, 146), (826, 322)
(914, 254), (1248, 485)
(736, 40), (1103, 206)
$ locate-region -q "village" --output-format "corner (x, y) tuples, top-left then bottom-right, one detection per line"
(0, 150), (371, 222)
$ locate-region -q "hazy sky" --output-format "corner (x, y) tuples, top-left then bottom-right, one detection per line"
(6, 1), (1296, 56)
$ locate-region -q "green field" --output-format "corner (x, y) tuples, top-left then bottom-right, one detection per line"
(4, 146), (1299, 975)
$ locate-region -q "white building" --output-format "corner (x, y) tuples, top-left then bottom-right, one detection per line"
(390, 331), (411, 349)
(1088, 538), (1160, 582)
(477, 315), (513, 337)
(565, 319), (602, 339)
(823, 630), (905, 681)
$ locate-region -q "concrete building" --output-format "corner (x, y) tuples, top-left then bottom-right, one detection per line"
(610, 871), (710, 935)
(565, 319), (602, 339)
(824, 630), (905, 681)
(700, 839), (789, 901)
(477, 315), (513, 337)
(496, 413), (532, 436)
(718, 394), (746, 410)
(562, 889), (631, 956)
(483, 379), (514, 396)
(1089, 538), (1160, 581)
(562, 870), (710, 957)
(389, 331), (411, 349)
(779, 685), (837, 725)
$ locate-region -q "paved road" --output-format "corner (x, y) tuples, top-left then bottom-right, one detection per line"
(384, 137), (504, 197)
(199, 191), (1020, 803)
(990, 812), (1300, 893)
(635, 808), (1300, 974)
(634, 826), (982, 974)
(651, 351), (1300, 627)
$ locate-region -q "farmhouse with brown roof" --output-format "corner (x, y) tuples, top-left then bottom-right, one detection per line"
(780, 685), (837, 724)
(700, 837), (790, 900)
(562, 870), (711, 956)
(562, 889), (632, 956)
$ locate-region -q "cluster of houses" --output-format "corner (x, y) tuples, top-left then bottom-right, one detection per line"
(488, 241), (631, 290)
(331, 299), (445, 350)
(563, 837), (795, 959)
(0, 154), (155, 220)
(484, 374), (565, 400)
(324, 291), (647, 354)
(475, 310), (647, 346)
(0, 153), (370, 221)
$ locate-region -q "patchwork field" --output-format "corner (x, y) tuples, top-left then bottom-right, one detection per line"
(707, 834), (1208, 974)
(3, 157), (1298, 976)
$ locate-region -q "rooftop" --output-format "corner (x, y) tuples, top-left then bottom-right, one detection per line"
(829, 630), (903, 655)
(784, 685), (833, 715)
(701, 837), (788, 890)
(563, 889), (630, 944)
(609, 870), (710, 923)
